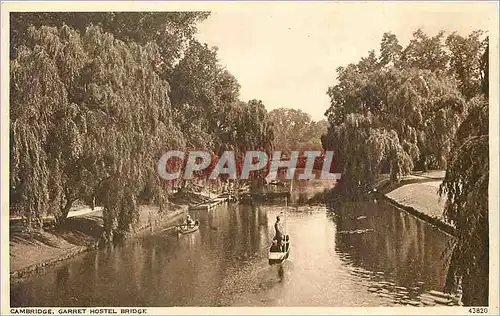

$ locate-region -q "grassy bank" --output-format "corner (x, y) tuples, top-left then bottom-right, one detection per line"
(10, 191), (214, 283)
(372, 170), (456, 236)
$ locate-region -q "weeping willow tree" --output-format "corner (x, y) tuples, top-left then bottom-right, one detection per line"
(439, 39), (489, 306)
(324, 29), (490, 304)
(322, 29), (490, 196)
(79, 26), (186, 239)
(323, 63), (465, 195)
(168, 39), (275, 187)
(10, 40), (69, 228)
(10, 25), (184, 239)
(10, 19), (276, 239)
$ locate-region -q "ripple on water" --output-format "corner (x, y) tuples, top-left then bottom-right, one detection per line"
(11, 199), (460, 307)
(369, 283), (461, 307)
(333, 252), (463, 307)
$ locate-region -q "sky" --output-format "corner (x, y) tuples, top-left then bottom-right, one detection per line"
(195, 2), (494, 121)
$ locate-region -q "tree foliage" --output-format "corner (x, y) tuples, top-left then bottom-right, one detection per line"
(268, 108), (327, 153)
(10, 14), (275, 239)
(446, 31), (488, 100)
(10, 12), (210, 76)
(439, 38), (489, 306)
(401, 29), (449, 72)
(169, 40), (241, 152)
(323, 29), (486, 195)
(11, 25), (181, 237)
(324, 29), (490, 305)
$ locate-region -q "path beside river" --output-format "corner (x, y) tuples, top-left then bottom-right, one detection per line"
(373, 170), (454, 235)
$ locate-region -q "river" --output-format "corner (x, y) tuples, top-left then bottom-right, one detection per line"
(11, 195), (457, 307)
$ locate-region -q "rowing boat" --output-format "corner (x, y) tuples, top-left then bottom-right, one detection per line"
(176, 220), (199, 235)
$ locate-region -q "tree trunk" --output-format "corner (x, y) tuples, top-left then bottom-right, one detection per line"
(462, 243), (489, 306)
(57, 198), (75, 225)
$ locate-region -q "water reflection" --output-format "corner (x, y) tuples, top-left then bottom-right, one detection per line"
(11, 199), (457, 307)
(331, 200), (456, 306)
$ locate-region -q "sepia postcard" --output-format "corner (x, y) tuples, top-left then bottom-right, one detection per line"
(1, 1), (499, 315)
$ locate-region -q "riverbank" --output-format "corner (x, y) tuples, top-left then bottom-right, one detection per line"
(372, 170), (456, 236)
(9, 191), (215, 283)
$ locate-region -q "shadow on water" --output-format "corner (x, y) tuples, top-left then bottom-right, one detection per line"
(11, 192), (457, 307)
(278, 265), (285, 281)
(328, 198), (457, 306)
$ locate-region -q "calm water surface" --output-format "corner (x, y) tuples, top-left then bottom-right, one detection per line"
(11, 197), (455, 307)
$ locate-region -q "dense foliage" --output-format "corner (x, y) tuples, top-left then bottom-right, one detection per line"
(10, 13), (274, 240)
(268, 108), (327, 153)
(323, 29), (489, 305)
(439, 40), (489, 306)
(10, 14), (491, 305)
(10, 12), (210, 76)
(323, 29), (487, 195)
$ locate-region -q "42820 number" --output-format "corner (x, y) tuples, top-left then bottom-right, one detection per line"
(469, 308), (488, 313)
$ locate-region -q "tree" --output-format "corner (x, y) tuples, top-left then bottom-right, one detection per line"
(10, 35), (70, 227)
(323, 28), (490, 305)
(379, 32), (403, 68)
(268, 108), (327, 153)
(10, 14), (276, 239)
(10, 25), (182, 237)
(401, 29), (449, 72)
(229, 100), (274, 181)
(10, 12), (210, 76)
(439, 38), (489, 306)
(446, 31), (487, 100)
(169, 40), (242, 153)
(323, 44), (466, 194)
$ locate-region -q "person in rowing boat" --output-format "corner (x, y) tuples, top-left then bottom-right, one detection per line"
(186, 214), (195, 228)
(274, 215), (284, 250)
